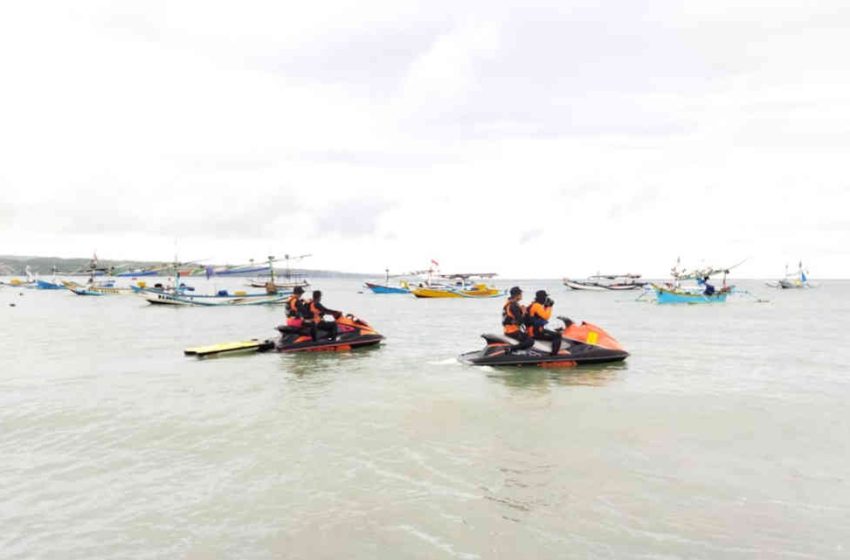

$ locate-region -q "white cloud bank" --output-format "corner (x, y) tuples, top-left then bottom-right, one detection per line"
(1, 0), (848, 277)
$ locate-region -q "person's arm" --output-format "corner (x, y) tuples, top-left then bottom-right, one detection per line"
(316, 302), (342, 319)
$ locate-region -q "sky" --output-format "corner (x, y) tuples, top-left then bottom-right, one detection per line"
(1, 0), (849, 278)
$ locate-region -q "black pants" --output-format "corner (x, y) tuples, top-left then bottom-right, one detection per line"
(310, 320), (338, 341)
(505, 331), (534, 352)
(533, 328), (562, 355)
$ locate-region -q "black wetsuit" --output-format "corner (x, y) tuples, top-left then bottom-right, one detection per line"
(307, 300), (341, 341)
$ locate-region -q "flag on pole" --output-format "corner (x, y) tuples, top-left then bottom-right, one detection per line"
(431, 259), (439, 267)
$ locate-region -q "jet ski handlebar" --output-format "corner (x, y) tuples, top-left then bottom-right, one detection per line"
(557, 316), (575, 328)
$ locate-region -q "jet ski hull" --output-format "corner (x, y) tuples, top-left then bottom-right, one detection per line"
(274, 332), (384, 352)
(459, 320), (628, 367)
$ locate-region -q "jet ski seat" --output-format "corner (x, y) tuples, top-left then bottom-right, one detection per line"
(480, 333), (572, 353)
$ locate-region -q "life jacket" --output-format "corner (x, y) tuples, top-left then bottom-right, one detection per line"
(502, 300), (525, 334)
(307, 300), (322, 322)
(286, 295), (302, 318)
(526, 301), (551, 336)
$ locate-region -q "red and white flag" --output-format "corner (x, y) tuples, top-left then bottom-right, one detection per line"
(431, 259), (439, 267)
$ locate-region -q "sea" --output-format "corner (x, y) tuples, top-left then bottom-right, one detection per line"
(1, 277), (848, 559)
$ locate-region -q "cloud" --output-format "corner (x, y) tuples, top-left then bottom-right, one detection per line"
(2, 1), (850, 276)
(520, 229), (543, 244)
(314, 198), (395, 237)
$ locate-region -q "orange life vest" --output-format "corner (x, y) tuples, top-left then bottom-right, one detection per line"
(307, 300), (322, 322)
(526, 301), (552, 336)
(502, 300), (525, 334)
(286, 295), (301, 318)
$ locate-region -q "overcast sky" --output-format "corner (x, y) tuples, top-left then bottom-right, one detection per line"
(1, 1), (849, 277)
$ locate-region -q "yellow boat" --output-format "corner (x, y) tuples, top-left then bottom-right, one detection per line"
(411, 283), (502, 298)
(410, 271), (502, 298)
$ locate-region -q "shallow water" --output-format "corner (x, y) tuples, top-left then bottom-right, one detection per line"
(1, 278), (849, 559)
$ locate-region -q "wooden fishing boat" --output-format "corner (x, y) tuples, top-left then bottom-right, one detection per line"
(563, 274), (646, 291)
(766, 262), (813, 289)
(651, 258), (741, 304)
(364, 268), (412, 294)
(246, 254), (311, 290)
(62, 280), (131, 296)
(411, 274), (502, 298)
(140, 290), (289, 306)
(652, 284), (730, 304)
(35, 279), (64, 290)
(365, 282), (410, 294)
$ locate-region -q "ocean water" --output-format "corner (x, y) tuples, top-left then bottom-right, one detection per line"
(1, 278), (849, 559)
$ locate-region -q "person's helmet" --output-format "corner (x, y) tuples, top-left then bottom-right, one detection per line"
(509, 286), (522, 297)
(312, 290), (322, 300)
(293, 286), (304, 295)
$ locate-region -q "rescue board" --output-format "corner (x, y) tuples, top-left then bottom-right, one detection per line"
(184, 339), (273, 357)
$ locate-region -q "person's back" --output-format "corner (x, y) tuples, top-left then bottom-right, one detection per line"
(285, 286), (307, 326)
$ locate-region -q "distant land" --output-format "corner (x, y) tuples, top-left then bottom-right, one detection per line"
(0, 255), (373, 278)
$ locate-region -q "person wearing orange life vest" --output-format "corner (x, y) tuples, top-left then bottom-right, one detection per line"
(305, 290), (342, 341)
(285, 286), (308, 329)
(526, 289), (562, 356)
(502, 286), (534, 354)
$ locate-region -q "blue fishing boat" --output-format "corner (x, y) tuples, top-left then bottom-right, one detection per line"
(653, 285), (729, 304)
(364, 268), (413, 294)
(652, 258), (741, 304)
(365, 282), (410, 294)
(36, 279), (64, 290)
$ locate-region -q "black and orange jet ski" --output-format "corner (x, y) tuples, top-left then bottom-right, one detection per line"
(274, 314), (384, 352)
(184, 315), (384, 358)
(458, 317), (628, 367)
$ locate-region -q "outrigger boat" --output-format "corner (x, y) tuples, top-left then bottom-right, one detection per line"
(409, 266), (502, 298)
(247, 254), (311, 291)
(63, 280), (131, 296)
(766, 262), (813, 289)
(184, 314), (383, 357)
(63, 258), (127, 295)
(142, 290), (289, 306)
(563, 273), (646, 291)
(137, 256), (291, 306)
(651, 259), (737, 304)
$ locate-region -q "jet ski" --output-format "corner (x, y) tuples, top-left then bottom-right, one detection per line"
(458, 317), (628, 367)
(274, 314), (384, 352)
(184, 314), (383, 358)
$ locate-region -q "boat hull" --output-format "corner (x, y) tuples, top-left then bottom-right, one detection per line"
(411, 286), (502, 298)
(62, 281), (129, 296)
(563, 279), (646, 291)
(36, 279), (64, 290)
(365, 282), (409, 294)
(653, 285), (728, 304)
(459, 322), (628, 367)
(142, 290), (288, 306)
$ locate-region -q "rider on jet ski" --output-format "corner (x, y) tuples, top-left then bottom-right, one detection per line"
(285, 286), (308, 326)
(502, 286), (534, 354)
(305, 290), (343, 341)
(527, 290), (562, 356)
